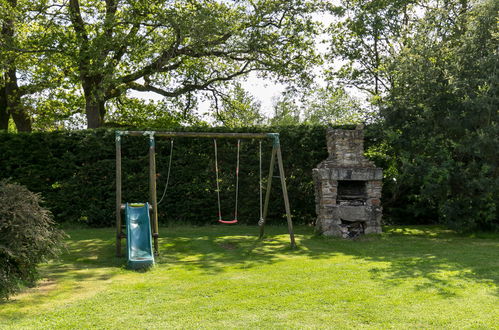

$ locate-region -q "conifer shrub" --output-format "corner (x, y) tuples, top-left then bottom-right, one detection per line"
(0, 180), (66, 300)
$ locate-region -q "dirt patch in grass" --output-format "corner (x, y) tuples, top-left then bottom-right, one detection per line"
(219, 242), (238, 250)
(11, 278), (57, 300)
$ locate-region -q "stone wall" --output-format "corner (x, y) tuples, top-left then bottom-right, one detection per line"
(313, 127), (383, 238)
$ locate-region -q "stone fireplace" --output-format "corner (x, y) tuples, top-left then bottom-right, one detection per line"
(313, 126), (383, 238)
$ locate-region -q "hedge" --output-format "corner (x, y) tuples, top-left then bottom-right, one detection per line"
(0, 126), (338, 227)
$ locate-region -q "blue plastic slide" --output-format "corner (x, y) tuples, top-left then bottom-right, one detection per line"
(125, 203), (154, 269)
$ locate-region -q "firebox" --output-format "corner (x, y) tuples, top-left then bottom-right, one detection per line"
(313, 126), (383, 238)
(337, 181), (367, 205)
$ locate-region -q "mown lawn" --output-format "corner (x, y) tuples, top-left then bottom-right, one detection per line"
(0, 225), (498, 329)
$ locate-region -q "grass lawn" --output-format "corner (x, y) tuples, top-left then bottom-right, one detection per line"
(1, 225), (498, 329)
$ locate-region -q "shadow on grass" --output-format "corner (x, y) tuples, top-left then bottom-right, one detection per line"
(155, 226), (292, 275)
(0, 228), (124, 316)
(298, 226), (499, 297)
(2, 224), (497, 317)
(152, 225), (499, 298)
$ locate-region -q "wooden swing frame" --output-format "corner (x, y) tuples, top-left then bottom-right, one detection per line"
(115, 130), (296, 257)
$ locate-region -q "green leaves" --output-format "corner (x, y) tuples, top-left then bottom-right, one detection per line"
(378, 0), (499, 231)
(0, 180), (66, 300)
(1, 0), (321, 128)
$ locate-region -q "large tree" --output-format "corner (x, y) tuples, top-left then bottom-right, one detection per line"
(379, 0), (498, 230)
(10, 0), (319, 128)
(327, 0), (416, 97)
(0, 0), (32, 131)
(1, 0), (70, 131)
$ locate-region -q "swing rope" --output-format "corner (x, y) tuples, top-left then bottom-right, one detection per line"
(158, 139), (174, 205)
(214, 139), (223, 222)
(233, 139), (241, 221)
(215, 139), (240, 224)
(259, 140), (264, 225)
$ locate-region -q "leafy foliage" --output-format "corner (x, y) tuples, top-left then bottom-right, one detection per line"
(376, 0), (499, 231)
(1, 0), (321, 128)
(270, 86), (365, 125)
(0, 126), (331, 227)
(0, 180), (66, 300)
(327, 0), (414, 96)
(209, 84), (265, 127)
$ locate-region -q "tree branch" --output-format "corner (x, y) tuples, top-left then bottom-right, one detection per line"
(105, 23), (140, 71)
(127, 63), (253, 98)
(68, 0), (88, 42)
(104, 0), (118, 39)
(117, 32), (233, 85)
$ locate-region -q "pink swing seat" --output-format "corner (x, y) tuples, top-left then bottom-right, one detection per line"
(218, 219), (238, 224)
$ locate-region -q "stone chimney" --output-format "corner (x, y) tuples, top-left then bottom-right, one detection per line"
(312, 126), (383, 238)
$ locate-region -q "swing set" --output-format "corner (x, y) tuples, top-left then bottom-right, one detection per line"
(115, 131), (296, 259)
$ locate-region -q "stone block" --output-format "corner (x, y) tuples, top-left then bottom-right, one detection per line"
(338, 206), (368, 221)
(314, 128), (383, 238)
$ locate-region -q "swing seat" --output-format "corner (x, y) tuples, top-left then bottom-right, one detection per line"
(218, 219), (238, 224)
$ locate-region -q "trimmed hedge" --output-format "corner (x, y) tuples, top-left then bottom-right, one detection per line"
(0, 126), (336, 227)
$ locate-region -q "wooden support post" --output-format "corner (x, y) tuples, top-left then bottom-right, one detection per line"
(259, 145), (276, 239)
(115, 133), (122, 257)
(116, 130), (296, 250)
(148, 133), (160, 256)
(276, 145), (296, 248)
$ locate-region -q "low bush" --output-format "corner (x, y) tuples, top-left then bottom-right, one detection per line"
(0, 180), (66, 300)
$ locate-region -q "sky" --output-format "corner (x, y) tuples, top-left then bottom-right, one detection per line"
(130, 12), (335, 119)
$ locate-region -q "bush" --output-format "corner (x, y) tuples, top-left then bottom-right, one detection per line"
(0, 180), (66, 300)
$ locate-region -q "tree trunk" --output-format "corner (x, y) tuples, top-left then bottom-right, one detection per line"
(2, 0), (31, 132)
(85, 98), (106, 128)
(5, 70), (32, 132)
(83, 77), (107, 128)
(0, 85), (9, 130)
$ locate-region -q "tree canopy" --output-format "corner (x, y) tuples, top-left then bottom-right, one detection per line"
(1, 0), (320, 129)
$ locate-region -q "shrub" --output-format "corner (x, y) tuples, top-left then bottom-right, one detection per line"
(0, 180), (66, 300)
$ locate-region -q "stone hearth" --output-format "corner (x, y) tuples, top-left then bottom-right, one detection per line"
(313, 126), (383, 238)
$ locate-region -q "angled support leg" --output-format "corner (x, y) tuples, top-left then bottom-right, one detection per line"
(259, 145), (276, 239)
(276, 145), (296, 248)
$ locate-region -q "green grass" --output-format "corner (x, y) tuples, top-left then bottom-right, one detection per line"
(1, 225), (498, 329)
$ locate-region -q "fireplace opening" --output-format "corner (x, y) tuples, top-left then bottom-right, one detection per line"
(337, 181), (366, 206)
(340, 220), (365, 238)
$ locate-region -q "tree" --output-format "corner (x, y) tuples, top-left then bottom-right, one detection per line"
(0, 0), (32, 131)
(269, 88), (302, 125)
(209, 83), (265, 127)
(327, 0), (416, 97)
(0, 0), (70, 131)
(302, 87), (363, 125)
(269, 85), (364, 125)
(11, 0), (319, 128)
(380, 0), (499, 230)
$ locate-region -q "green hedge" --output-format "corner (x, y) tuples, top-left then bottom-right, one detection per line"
(0, 126), (334, 227)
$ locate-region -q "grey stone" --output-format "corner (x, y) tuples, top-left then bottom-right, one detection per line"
(313, 127), (383, 238)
